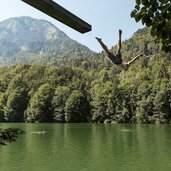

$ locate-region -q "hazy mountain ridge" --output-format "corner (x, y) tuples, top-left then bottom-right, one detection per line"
(0, 16), (94, 60)
(0, 16), (169, 67)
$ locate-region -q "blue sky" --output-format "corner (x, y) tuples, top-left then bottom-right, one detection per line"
(0, 0), (143, 52)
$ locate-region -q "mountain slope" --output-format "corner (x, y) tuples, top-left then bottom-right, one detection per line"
(0, 17), (169, 67)
(0, 16), (94, 64)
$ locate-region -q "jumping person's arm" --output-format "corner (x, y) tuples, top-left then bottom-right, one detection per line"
(127, 53), (143, 65)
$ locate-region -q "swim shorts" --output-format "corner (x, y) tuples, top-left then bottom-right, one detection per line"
(108, 52), (123, 65)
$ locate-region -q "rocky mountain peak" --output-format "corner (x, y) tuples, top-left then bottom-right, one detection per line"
(0, 16), (94, 59)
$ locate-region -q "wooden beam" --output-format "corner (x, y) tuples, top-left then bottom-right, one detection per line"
(21, 0), (92, 33)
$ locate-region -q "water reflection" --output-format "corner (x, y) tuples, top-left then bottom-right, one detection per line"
(0, 123), (171, 171)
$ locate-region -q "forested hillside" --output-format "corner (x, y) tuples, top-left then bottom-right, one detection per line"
(0, 23), (170, 124)
(0, 53), (170, 124)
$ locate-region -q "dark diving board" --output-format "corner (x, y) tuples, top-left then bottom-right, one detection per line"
(21, 0), (92, 33)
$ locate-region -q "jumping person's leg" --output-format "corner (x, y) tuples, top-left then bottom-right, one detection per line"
(127, 53), (143, 65)
(117, 29), (122, 55)
(95, 37), (110, 55)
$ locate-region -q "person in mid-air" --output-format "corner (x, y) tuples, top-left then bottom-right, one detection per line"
(95, 29), (143, 71)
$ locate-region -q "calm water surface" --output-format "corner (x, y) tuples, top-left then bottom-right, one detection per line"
(0, 123), (171, 171)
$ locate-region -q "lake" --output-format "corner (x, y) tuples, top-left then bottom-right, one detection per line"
(0, 123), (171, 171)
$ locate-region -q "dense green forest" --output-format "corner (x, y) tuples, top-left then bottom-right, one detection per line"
(0, 28), (170, 124)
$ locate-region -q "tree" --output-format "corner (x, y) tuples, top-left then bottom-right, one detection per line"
(131, 0), (171, 52)
(136, 96), (153, 123)
(0, 93), (5, 122)
(90, 81), (117, 122)
(152, 80), (171, 123)
(26, 83), (54, 122)
(65, 90), (90, 123)
(52, 86), (71, 122)
(4, 87), (28, 122)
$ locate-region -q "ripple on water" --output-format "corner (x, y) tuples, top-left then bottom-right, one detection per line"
(0, 123), (171, 171)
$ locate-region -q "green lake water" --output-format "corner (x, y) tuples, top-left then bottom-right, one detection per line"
(0, 123), (171, 171)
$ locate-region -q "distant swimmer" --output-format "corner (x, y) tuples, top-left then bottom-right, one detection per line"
(121, 129), (132, 132)
(95, 29), (143, 71)
(31, 131), (46, 134)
